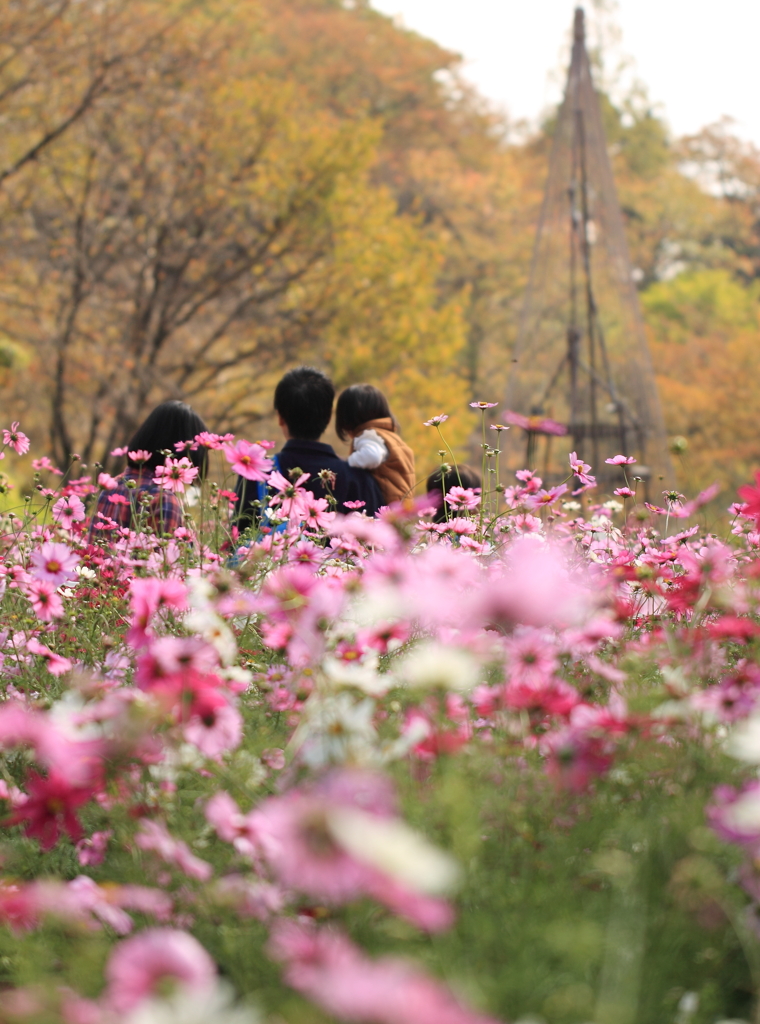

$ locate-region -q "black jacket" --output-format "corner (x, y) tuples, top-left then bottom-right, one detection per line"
(235, 438), (384, 526)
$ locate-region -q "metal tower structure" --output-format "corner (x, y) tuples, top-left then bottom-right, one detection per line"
(502, 7), (673, 492)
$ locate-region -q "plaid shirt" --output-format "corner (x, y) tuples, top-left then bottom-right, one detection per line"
(93, 469), (184, 537)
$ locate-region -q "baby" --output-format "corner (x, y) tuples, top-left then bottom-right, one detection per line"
(335, 384), (416, 505)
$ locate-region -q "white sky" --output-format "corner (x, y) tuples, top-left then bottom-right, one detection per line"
(370, 0), (760, 146)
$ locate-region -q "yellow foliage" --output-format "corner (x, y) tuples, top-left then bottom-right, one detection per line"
(645, 270), (760, 495)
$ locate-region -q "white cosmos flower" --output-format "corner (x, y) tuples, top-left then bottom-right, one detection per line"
(398, 643), (479, 692)
(327, 807), (460, 895)
(48, 692), (101, 741)
(123, 982), (260, 1024)
(322, 652), (390, 696)
(723, 788), (760, 833)
(187, 575), (216, 608)
(347, 587), (409, 629)
(185, 608), (237, 665)
(291, 692), (377, 768)
(726, 714), (760, 762)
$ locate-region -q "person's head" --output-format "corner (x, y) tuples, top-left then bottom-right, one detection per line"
(335, 384), (395, 442)
(426, 464), (481, 523)
(126, 400), (208, 474)
(274, 366), (335, 441)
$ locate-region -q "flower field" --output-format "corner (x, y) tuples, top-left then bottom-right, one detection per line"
(4, 419), (760, 1024)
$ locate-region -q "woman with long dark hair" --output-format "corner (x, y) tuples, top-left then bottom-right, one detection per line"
(93, 401), (208, 537)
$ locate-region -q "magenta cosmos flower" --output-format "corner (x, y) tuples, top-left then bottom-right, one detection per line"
(105, 928), (216, 1013)
(153, 456), (198, 493)
(223, 439), (273, 481)
(605, 454), (636, 465)
(30, 542), (79, 588)
(8, 769), (94, 850)
(3, 421), (30, 455)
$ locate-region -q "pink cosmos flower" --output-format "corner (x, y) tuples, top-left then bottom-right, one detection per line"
(26, 580), (64, 621)
(97, 472), (119, 490)
(153, 456), (198, 493)
(472, 536), (599, 631)
(605, 454), (636, 465)
(127, 577), (187, 647)
(30, 542), (79, 587)
(444, 487), (481, 510)
(288, 538), (325, 567)
(140, 636), (218, 680)
(76, 829), (112, 867)
(568, 452), (595, 486)
(3, 422), (30, 455)
(504, 411), (568, 436)
(135, 821), (212, 882)
(104, 929), (216, 1013)
(211, 875), (284, 920)
(262, 747), (286, 769)
(110, 446), (129, 457)
(504, 629), (557, 686)
(0, 705), (98, 786)
(504, 675), (579, 716)
(128, 449), (151, 463)
(52, 495), (86, 527)
(32, 456), (63, 475)
(525, 484), (568, 510)
(300, 492), (335, 531)
(269, 919), (501, 1024)
(667, 482), (721, 520)
(344, 500), (366, 510)
(267, 469), (310, 517)
(223, 439), (273, 481)
(205, 792), (259, 857)
(193, 431), (230, 449)
(423, 415), (449, 427)
(26, 637), (72, 676)
(469, 401), (498, 409)
(614, 487), (636, 498)
(184, 693), (243, 758)
(246, 770), (455, 930)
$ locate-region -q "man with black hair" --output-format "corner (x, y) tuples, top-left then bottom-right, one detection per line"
(235, 366), (384, 525)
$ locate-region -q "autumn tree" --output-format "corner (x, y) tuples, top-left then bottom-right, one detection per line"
(0, 0), (468, 471)
(644, 269), (760, 496)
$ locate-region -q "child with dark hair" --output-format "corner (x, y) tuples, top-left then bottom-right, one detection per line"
(426, 464), (481, 523)
(273, 366), (335, 441)
(235, 367), (384, 525)
(94, 400), (207, 536)
(335, 384), (415, 505)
